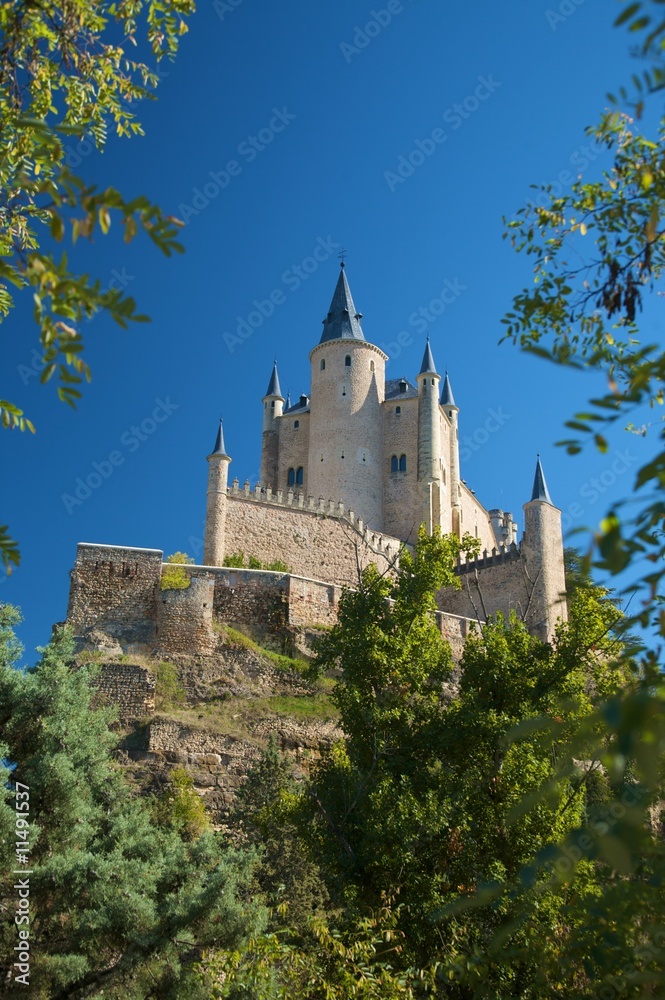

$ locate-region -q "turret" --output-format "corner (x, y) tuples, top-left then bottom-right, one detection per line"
(308, 264), (387, 529)
(261, 361), (284, 488)
(522, 455), (568, 641)
(203, 420), (231, 566)
(441, 371), (461, 536)
(417, 338), (442, 534)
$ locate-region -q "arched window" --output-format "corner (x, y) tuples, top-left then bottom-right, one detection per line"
(287, 468), (295, 486)
(320, 359), (326, 371)
(399, 454), (407, 472)
(294, 420), (300, 429)
(345, 355), (351, 367)
(296, 467), (304, 485)
(390, 455), (398, 473)
(370, 360), (375, 372)
(395, 406), (401, 414)
(271, 400), (275, 409)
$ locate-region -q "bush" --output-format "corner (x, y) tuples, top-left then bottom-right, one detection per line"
(248, 555), (262, 569)
(161, 551), (194, 591)
(223, 551), (246, 568)
(153, 661), (186, 710)
(266, 559), (290, 573)
(152, 766), (210, 840)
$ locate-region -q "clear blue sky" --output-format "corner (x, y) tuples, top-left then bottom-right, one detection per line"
(2, 0), (654, 661)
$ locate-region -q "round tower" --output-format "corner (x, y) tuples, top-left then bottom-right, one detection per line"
(522, 455), (568, 642)
(203, 420), (231, 566)
(416, 338), (442, 534)
(441, 371), (461, 537)
(261, 361), (284, 489)
(307, 265), (387, 530)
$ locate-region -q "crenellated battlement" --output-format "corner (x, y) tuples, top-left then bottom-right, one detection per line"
(455, 540), (523, 574)
(228, 478), (403, 563)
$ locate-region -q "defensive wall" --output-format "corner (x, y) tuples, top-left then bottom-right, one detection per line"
(66, 542), (481, 662)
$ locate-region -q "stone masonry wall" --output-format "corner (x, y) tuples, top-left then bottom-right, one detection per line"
(155, 576), (217, 654)
(68, 544), (162, 648)
(440, 547), (533, 627)
(224, 492), (399, 588)
(92, 662), (156, 722)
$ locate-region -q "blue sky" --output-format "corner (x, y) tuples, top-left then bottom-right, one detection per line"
(2, 0), (655, 661)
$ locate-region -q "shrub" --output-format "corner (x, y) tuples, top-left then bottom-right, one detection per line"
(223, 551), (246, 568)
(248, 555), (262, 569)
(266, 559), (290, 573)
(161, 551), (194, 591)
(153, 661), (186, 710)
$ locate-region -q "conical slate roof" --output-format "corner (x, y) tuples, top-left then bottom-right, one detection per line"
(210, 419), (230, 458)
(319, 265), (365, 344)
(531, 455), (552, 504)
(265, 361), (283, 399)
(419, 337), (438, 375)
(440, 371), (456, 406)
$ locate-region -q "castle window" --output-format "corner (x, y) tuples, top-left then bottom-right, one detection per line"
(399, 454), (407, 472)
(391, 455), (398, 473)
(395, 406), (401, 414)
(431, 379), (435, 386)
(443, 467), (446, 484)
(271, 401), (275, 409)
(345, 355), (351, 367)
(399, 380), (408, 393)
(287, 468), (295, 487)
(370, 360), (375, 372)
(296, 467), (304, 485)
(294, 420), (300, 429)
(320, 359), (326, 371)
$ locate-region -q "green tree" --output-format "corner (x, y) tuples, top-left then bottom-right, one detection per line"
(0, 0), (194, 572)
(300, 533), (632, 996)
(160, 551), (194, 590)
(0, 605), (264, 998)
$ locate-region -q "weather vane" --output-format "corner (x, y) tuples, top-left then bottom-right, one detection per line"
(338, 247), (348, 267)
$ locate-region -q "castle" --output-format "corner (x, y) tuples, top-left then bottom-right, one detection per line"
(67, 264), (568, 658)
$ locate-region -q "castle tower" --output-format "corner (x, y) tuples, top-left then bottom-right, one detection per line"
(307, 264), (387, 529)
(261, 361), (284, 488)
(203, 420), (231, 566)
(441, 371), (461, 537)
(416, 338), (442, 534)
(522, 456), (568, 642)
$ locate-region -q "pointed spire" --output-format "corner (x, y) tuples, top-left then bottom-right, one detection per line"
(440, 370), (456, 407)
(531, 454), (552, 503)
(319, 265), (365, 344)
(210, 419), (230, 459)
(418, 336), (438, 376)
(265, 360), (284, 399)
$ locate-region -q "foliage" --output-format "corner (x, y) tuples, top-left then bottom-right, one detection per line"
(0, 0), (194, 571)
(297, 531), (636, 995)
(160, 551), (194, 590)
(152, 766), (210, 841)
(222, 552), (292, 572)
(0, 607), (264, 998)
(223, 551), (246, 568)
(153, 659), (186, 710)
(231, 737), (329, 933)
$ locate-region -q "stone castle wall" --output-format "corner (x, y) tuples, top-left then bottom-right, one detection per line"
(223, 485), (401, 587)
(92, 662), (156, 721)
(67, 544), (162, 649)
